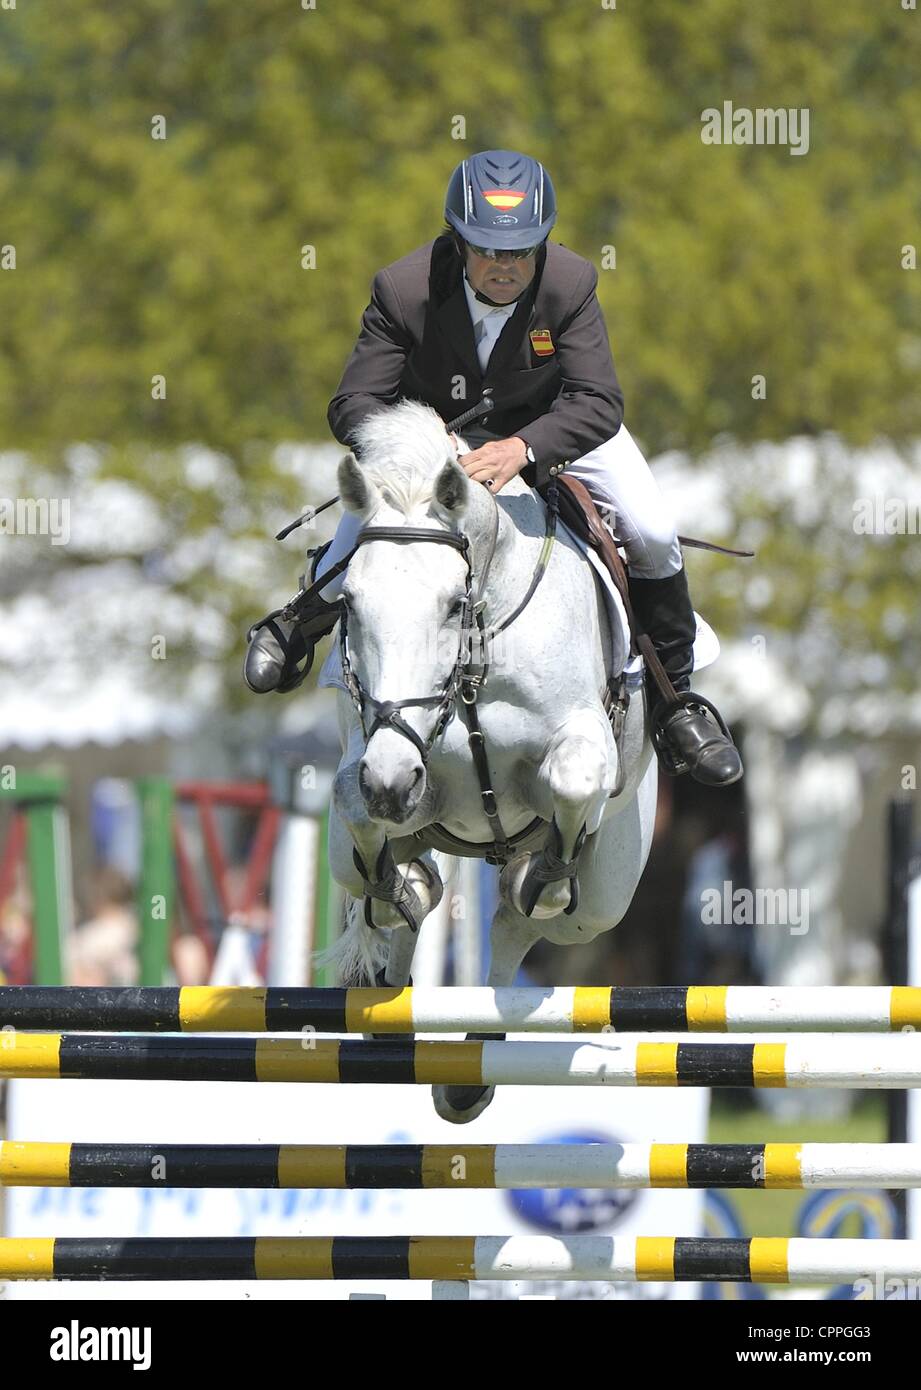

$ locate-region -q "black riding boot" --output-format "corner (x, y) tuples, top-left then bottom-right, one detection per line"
(243, 542), (341, 695)
(628, 568), (743, 787)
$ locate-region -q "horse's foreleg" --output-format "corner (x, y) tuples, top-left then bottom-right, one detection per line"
(333, 759), (440, 932)
(363, 915), (420, 1040)
(486, 903), (543, 985)
(327, 761), (443, 985)
(501, 711), (612, 919)
(376, 924), (414, 986)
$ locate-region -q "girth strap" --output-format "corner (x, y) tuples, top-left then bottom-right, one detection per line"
(415, 813), (546, 863)
(456, 678), (510, 866)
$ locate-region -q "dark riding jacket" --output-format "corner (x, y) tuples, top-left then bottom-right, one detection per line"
(327, 234), (624, 489)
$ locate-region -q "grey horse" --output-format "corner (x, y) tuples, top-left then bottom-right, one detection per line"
(322, 401), (658, 1122)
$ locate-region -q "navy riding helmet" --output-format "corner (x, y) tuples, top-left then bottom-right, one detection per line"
(444, 149), (557, 252)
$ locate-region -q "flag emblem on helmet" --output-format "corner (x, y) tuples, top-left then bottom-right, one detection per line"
(529, 329), (555, 356)
(482, 189), (526, 209)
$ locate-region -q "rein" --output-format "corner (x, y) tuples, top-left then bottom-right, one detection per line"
(339, 527), (472, 763)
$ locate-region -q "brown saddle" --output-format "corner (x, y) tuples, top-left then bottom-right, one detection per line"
(546, 473), (753, 705)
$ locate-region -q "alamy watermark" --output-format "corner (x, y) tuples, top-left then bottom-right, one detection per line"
(701, 102), (810, 156)
(0, 496), (70, 545)
(852, 496), (921, 535)
(700, 881), (810, 935)
(50, 1319), (151, 1371)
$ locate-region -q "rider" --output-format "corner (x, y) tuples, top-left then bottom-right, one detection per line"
(244, 149), (742, 787)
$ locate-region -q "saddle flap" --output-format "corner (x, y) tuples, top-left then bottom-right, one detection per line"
(549, 474), (637, 649)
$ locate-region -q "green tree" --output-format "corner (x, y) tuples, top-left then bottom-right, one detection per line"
(0, 0), (917, 715)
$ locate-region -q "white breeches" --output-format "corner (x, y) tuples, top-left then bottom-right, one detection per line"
(563, 424), (683, 579)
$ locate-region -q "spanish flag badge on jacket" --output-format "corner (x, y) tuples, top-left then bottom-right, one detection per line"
(529, 329), (555, 357)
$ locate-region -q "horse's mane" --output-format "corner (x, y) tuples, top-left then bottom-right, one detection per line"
(351, 401), (457, 513)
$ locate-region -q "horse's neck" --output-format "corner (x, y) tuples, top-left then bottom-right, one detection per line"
(476, 486), (611, 685)
(478, 488), (549, 611)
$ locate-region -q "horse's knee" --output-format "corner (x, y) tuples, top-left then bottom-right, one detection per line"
(545, 733), (609, 808)
(329, 851), (365, 898)
(327, 820), (370, 898)
(568, 916), (614, 939)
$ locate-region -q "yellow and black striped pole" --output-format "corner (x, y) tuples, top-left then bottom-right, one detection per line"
(1, 1034), (919, 1087)
(1, 985), (918, 1034)
(1, 1235), (919, 1284)
(2, 1141), (920, 1190)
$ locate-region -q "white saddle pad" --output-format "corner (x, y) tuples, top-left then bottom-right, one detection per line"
(558, 518), (720, 686)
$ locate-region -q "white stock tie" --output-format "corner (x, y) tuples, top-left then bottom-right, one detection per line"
(475, 310), (508, 372)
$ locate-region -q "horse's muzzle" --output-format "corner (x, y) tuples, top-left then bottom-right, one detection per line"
(358, 759), (425, 824)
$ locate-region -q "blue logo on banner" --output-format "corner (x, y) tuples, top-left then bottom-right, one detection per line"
(504, 1131), (638, 1233)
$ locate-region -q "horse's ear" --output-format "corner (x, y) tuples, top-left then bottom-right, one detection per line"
(338, 453), (378, 514)
(433, 458), (469, 515)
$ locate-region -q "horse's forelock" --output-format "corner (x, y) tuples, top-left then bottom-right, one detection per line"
(352, 401), (455, 514)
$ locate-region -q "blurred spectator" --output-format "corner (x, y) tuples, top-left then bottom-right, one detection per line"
(91, 778), (142, 878)
(172, 930), (210, 986)
(0, 863), (32, 985)
(68, 865), (139, 986)
(679, 826), (756, 984)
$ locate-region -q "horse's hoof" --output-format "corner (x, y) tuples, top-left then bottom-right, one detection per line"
(499, 853), (573, 919)
(363, 856), (443, 930)
(408, 856), (444, 914)
(432, 1083), (496, 1124)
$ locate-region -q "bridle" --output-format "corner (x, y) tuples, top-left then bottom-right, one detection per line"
(338, 524), (486, 763)
(325, 481), (560, 864)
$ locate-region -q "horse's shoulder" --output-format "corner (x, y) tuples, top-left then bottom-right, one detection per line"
(497, 482), (549, 537)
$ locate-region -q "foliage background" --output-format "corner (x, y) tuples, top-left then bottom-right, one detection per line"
(1, 0), (918, 716)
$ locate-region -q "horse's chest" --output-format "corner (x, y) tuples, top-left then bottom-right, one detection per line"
(424, 701), (544, 831)
(435, 701), (541, 766)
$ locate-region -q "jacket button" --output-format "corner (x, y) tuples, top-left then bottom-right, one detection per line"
(549, 465), (559, 476)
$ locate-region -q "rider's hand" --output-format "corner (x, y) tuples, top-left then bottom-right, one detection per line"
(460, 437), (528, 493)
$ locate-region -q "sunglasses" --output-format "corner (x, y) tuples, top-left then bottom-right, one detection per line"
(466, 242), (540, 261)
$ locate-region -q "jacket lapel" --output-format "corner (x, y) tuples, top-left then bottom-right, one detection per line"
(486, 292), (537, 379)
(435, 283), (483, 385)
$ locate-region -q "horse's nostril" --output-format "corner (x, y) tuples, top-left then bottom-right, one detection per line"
(359, 761), (386, 802)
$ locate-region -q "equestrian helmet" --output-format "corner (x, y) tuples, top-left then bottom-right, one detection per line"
(444, 149), (557, 252)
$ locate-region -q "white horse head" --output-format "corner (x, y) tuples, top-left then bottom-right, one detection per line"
(337, 400), (498, 825)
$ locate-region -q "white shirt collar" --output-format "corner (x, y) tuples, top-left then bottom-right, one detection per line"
(462, 273), (518, 325)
